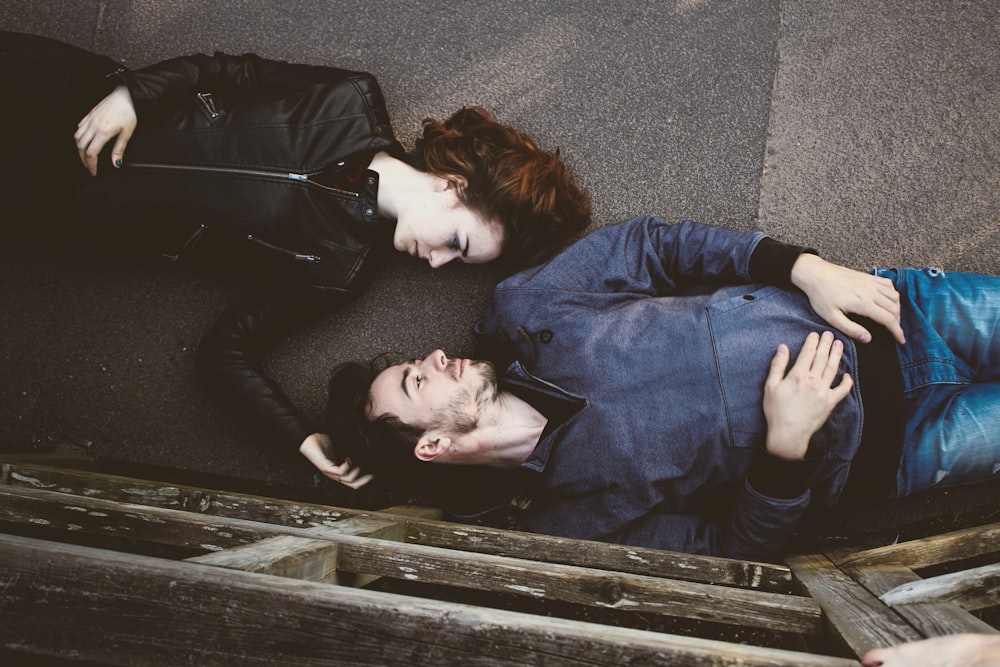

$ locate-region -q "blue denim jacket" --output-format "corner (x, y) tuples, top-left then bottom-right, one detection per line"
(475, 217), (864, 560)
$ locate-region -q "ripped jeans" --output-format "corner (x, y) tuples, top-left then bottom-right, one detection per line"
(873, 267), (1000, 496)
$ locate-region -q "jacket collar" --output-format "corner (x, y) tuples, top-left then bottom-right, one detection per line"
(501, 362), (586, 474)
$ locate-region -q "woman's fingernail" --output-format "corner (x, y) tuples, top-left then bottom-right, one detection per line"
(114, 159), (122, 168)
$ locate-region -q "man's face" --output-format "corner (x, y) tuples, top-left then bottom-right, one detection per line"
(368, 350), (498, 435)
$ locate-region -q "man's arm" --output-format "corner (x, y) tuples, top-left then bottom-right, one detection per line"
(761, 331), (854, 460)
(517, 217), (903, 345)
(744, 330), (854, 519)
(749, 237), (904, 345)
(789, 253), (905, 345)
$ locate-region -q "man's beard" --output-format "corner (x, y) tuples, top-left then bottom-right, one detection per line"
(441, 359), (499, 435)
(470, 359), (499, 407)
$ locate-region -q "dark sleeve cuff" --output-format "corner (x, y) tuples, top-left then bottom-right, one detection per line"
(747, 452), (822, 499)
(748, 237), (818, 287)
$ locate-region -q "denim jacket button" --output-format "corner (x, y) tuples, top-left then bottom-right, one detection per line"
(539, 330), (553, 344)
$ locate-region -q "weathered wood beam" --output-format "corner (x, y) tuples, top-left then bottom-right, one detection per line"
(845, 564), (998, 637)
(331, 538), (822, 634)
(410, 521), (793, 592)
(0, 459), (794, 591)
(787, 553), (921, 658)
(0, 484), (820, 634)
(832, 522), (1000, 570)
(187, 535), (342, 582)
(0, 459), (389, 532)
(879, 562), (1000, 611)
(0, 534), (860, 667)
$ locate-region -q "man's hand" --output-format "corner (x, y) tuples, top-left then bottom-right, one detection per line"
(763, 331), (854, 460)
(299, 433), (373, 490)
(791, 253), (905, 345)
(74, 85), (137, 176)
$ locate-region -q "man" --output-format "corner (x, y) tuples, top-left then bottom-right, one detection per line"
(329, 217), (1000, 561)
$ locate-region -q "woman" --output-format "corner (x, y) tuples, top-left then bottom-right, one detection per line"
(0, 32), (591, 487)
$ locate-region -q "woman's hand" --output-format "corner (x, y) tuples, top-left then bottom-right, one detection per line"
(298, 432), (374, 490)
(763, 331), (854, 461)
(74, 85), (137, 176)
(791, 253), (905, 345)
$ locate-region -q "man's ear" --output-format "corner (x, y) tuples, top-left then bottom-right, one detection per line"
(414, 433), (453, 462)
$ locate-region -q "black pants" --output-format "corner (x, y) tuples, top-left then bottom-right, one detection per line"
(0, 32), (235, 267)
(0, 32), (307, 284)
(1, 33), (123, 234)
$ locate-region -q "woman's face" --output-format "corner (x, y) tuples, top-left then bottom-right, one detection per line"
(393, 183), (503, 268)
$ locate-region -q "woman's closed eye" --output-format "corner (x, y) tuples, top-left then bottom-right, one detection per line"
(448, 234), (461, 251)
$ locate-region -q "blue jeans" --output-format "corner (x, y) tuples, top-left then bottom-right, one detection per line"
(873, 268), (1000, 496)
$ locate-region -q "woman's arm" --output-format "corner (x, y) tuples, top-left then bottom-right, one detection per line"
(74, 85), (136, 176)
(123, 51), (362, 112)
(196, 288), (364, 481)
(74, 51), (369, 175)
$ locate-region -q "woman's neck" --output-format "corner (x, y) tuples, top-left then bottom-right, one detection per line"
(368, 151), (432, 222)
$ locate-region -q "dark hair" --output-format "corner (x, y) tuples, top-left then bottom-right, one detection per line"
(326, 359), (532, 516)
(326, 360), (434, 491)
(408, 106), (592, 268)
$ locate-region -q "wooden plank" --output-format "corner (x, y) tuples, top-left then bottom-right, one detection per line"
(187, 535), (341, 583)
(879, 562), (1000, 611)
(332, 539), (823, 635)
(0, 485), (821, 634)
(0, 534), (861, 667)
(0, 460), (794, 591)
(0, 452), (95, 468)
(845, 564), (998, 637)
(787, 553), (921, 658)
(0, 459), (400, 534)
(833, 522), (1000, 570)
(378, 504), (442, 520)
(410, 521), (794, 592)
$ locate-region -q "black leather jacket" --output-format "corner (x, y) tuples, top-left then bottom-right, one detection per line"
(81, 52), (400, 451)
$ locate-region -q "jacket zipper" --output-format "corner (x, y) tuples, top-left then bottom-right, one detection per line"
(125, 162), (361, 199)
(162, 224), (207, 262)
(197, 92), (221, 119)
(246, 235), (321, 263)
(123, 161), (361, 263)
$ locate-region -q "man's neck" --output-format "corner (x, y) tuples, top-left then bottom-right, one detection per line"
(454, 391), (547, 468)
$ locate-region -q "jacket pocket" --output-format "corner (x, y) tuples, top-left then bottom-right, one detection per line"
(245, 234), (321, 263)
(705, 286), (809, 449)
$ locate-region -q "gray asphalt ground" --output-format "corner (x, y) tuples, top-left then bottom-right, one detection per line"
(1, 2), (998, 511)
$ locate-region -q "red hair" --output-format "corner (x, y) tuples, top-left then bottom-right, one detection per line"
(408, 107), (591, 268)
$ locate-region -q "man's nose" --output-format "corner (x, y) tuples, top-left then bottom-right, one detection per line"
(421, 349), (448, 372)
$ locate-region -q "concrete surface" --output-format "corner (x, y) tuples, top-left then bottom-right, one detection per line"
(1, 1), (997, 509)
